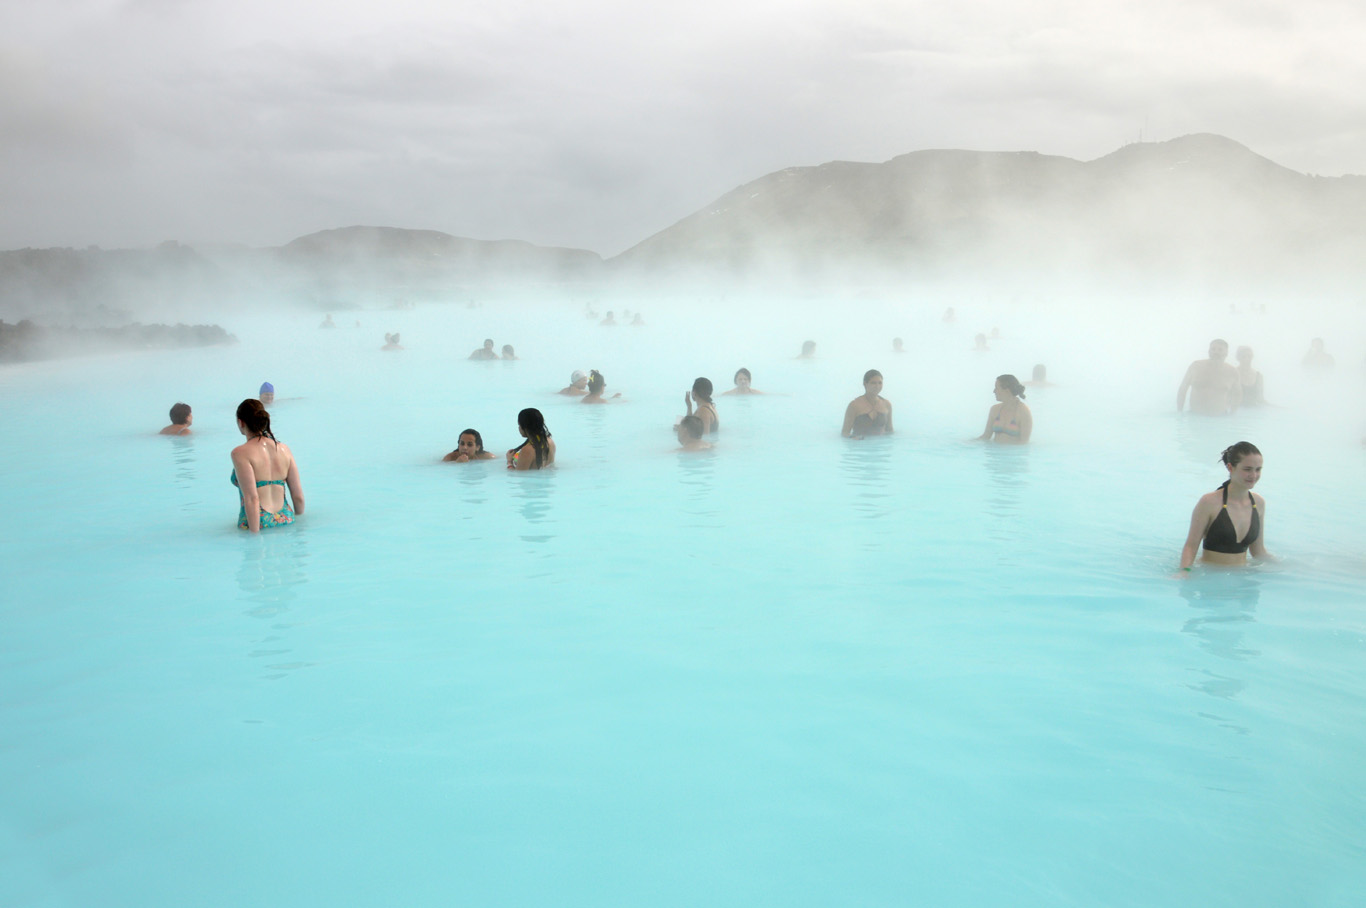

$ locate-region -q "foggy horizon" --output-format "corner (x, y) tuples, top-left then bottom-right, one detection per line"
(3, 0), (1365, 257)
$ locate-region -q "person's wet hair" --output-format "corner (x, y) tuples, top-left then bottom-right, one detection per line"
(1220, 441), (1261, 467)
(518, 408), (551, 468)
(587, 369), (605, 395)
(169, 402), (191, 425)
(692, 377), (713, 402)
(236, 398), (277, 443)
(863, 369), (882, 384)
(679, 415), (704, 440)
(801, 340), (816, 355)
(997, 374), (1026, 398)
(734, 368), (751, 383)
(460, 428), (484, 453)
(502, 345), (514, 357)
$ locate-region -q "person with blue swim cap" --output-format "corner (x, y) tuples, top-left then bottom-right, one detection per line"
(259, 382), (274, 406)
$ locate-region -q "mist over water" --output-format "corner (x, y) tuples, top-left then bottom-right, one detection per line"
(3, 282), (1365, 906)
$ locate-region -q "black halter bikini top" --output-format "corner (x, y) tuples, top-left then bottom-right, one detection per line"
(1203, 481), (1259, 554)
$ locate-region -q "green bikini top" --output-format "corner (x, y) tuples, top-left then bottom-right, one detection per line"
(230, 471), (286, 489)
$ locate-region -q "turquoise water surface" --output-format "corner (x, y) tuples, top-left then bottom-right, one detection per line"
(2, 297), (1364, 907)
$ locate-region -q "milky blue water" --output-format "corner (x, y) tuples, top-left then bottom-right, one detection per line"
(2, 296), (1364, 907)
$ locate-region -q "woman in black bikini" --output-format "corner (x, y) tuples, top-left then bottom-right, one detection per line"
(1179, 441), (1274, 571)
(842, 370), (893, 438)
(684, 377), (718, 434)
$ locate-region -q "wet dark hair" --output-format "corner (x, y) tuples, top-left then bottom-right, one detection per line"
(996, 374), (1026, 399)
(1219, 441), (1261, 467)
(502, 345), (514, 356)
(692, 377), (713, 402)
(734, 368), (751, 383)
(236, 398), (277, 443)
(863, 369), (882, 384)
(169, 402), (191, 425)
(679, 415), (704, 440)
(801, 340), (816, 353)
(517, 408), (551, 468)
(459, 428), (484, 453)
(587, 369), (605, 395)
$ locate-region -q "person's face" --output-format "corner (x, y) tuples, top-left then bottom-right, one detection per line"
(260, 392), (274, 405)
(864, 375), (883, 395)
(572, 376), (587, 390)
(735, 373), (750, 390)
(458, 433), (480, 457)
(993, 380), (1009, 401)
(1237, 348), (1253, 365)
(185, 411), (194, 426)
(484, 340), (494, 350)
(1227, 453), (1263, 488)
(1208, 341), (1228, 361)
(676, 423), (692, 446)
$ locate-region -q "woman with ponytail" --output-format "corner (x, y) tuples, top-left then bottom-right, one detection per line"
(507, 408), (556, 470)
(230, 398), (305, 531)
(1179, 441), (1274, 571)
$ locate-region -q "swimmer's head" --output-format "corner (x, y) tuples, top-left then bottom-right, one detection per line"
(1236, 346), (1253, 364)
(258, 382), (274, 405)
(587, 370), (605, 395)
(691, 377), (713, 402)
(458, 429), (484, 456)
(502, 345), (514, 357)
(483, 338), (494, 350)
(995, 374), (1026, 399)
(1311, 337), (1325, 351)
(678, 415), (704, 443)
(169, 402), (191, 425)
(570, 369), (588, 389)
(892, 337), (904, 351)
(801, 340), (816, 356)
(518, 407), (548, 438)
(1219, 440), (1261, 468)
(863, 369), (882, 385)
(237, 398), (274, 439)
(1208, 339), (1229, 360)
(733, 368), (751, 389)
(1032, 364), (1047, 381)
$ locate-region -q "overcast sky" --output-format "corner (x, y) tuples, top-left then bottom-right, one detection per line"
(3, 0), (1363, 256)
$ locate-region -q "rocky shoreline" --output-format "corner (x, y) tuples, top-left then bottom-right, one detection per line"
(0, 320), (236, 364)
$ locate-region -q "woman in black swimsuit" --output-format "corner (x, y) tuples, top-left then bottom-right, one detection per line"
(1179, 441), (1274, 571)
(842, 369), (893, 438)
(684, 377), (718, 434)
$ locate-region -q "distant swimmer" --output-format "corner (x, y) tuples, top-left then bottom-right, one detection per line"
(319, 314), (336, 329)
(230, 399), (304, 532)
(722, 368), (763, 395)
(259, 382), (275, 406)
(676, 415), (712, 451)
(507, 408), (555, 470)
(976, 374), (1032, 444)
(1302, 337), (1335, 374)
(1025, 364), (1053, 388)
(942, 307), (956, 324)
(892, 337), (905, 353)
(600, 311), (617, 326)
(581, 370), (621, 403)
(382, 332), (403, 351)
(842, 369), (893, 438)
(559, 370), (589, 396)
(160, 402), (192, 435)
(501, 344), (517, 360)
(798, 340), (816, 359)
(1177, 339), (1241, 414)
(469, 339), (499, 360)
(1179, 441), (1274, 571)
(973, 333), (990, 352)
(684, 377), (718, 434)
(631, 313), (646, 326)
(443, 428), (495, 462)
(1235, 346), (1265, 406)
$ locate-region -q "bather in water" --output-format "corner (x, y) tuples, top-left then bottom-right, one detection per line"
(507, 408), (555, 470)
(1179, 441), (1274, 571)
(559, 370), (589, 396)
(1177, 339), (1241, 415)
(676, 415), (712, 451)
(976, 374), (1032, 444)
(722, 368), (762, 395)
(469, 339), (499, 360)
(1235, 346), (1265, 406)
(160, 402), (192, 436)
(684, 377), (718, 434)
(842, 369), (893, 438)
(444, 429), (495, 462)
(581, 370), (621, 404)
(230, 399), (304, 532)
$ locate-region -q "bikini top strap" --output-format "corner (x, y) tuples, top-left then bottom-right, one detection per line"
(1219, 481), (1229, 507)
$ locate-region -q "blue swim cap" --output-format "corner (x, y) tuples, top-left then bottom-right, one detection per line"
(259, 382), (274, 394)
